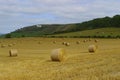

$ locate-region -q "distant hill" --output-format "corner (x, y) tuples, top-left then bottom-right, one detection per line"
(6, 15), (120, 38)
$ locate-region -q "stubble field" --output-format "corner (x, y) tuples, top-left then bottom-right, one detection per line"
(0, 37), (120, 80)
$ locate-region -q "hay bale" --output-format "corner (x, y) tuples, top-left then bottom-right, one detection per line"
(94, 39), (98, 43)
(1, 44), (6, 48)
(62, 42), (66, 45)
(51, 48), (66, 62)
(8, 44), (13, 47)
(53, 41), (56, 44)
(12, 43), (16, 45)
(65, 42), (70, 46)
(88, 45), (97, 53)
(9, 49), (18, 57)
(62, 42), (70, 46)
(76, 41), (80, 44)
(83, 40), (87, 43)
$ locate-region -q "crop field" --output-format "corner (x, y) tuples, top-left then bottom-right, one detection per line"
(0, 37), (120, 80)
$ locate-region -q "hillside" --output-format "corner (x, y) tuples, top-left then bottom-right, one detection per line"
(4, 15), (120, 38)
(50, 28), (120, 38)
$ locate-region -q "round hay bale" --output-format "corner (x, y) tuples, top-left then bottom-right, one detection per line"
(8, 44), (13, 47)
(94, 39), (98, 43)
(88, 45), (97, 53)
(62, 42), (66, 45)
(51, 48), (66, 62)
(9, 49), (18, 57)
(65, 42), (70, 46)
(53, 41), (56, 44)
(76, 41), (80, 44)
(12, 43), (16, 45)
(1, 44), (6, 48)
(83, 40), (87, 43)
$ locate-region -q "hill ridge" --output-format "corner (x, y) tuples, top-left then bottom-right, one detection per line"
(5, 14), (120, 38)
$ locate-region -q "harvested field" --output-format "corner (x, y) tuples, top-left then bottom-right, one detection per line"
(0, 38), (119, 80)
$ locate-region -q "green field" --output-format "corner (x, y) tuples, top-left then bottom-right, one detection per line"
(51, 28), (120, 38)
(0, 37), (120, 80)
(2, 28), (120, 38)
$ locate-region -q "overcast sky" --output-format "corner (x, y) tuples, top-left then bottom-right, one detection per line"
(0, 0), (120, 33)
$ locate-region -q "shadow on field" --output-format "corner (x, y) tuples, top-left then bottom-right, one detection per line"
(80, 51), (89, 53)
(46, 60), (52, 62)
(46, 60), (61, 62)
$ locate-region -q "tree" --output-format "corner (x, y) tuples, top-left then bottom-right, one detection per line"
(21, 35), (25, 37)
(112, 15), (120, 27)
(5, 34), (11, 38)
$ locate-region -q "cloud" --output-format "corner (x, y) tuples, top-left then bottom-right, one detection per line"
(0, 0), (120, 33)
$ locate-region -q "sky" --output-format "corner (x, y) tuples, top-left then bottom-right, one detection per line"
(0, 0), (120, 33)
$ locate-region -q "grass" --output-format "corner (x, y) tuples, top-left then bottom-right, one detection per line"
(51, 28), (120, 37)
(1, 27), (120, 38)
(0, 37), (120, 80)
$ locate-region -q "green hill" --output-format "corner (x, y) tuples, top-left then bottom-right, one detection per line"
(49, 28), (120, 38)
(2, 15), (120, 38)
